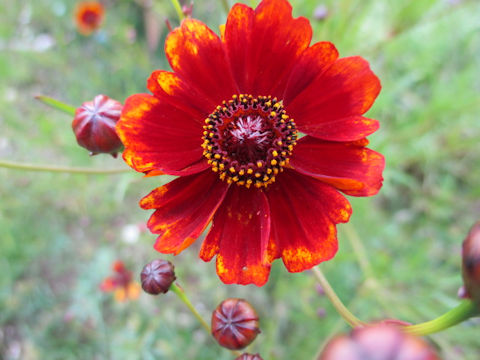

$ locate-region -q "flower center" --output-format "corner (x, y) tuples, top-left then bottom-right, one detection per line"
(202, 94), (297, 188)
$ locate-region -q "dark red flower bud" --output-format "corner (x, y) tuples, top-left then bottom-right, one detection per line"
(140, 259), (176, 295)
(462, 221), (480, 303)
(235, 354), (263, 360)
(211, 298), (260, 350)
(319, 324), (439, 360)
(72, 94), (123, 157)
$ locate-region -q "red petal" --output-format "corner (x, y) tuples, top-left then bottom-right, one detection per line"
(289, 136), (385, 196)
(147, 70), (214, 119)
(283, 41), (339, 105)
(266, 170), (351, 272)
(140, 171), (229, 255)
(200, 186), (271, 286)
(165, 19), (238, 107)
(224, 0), (312, 97)
(287, 56), (381, 141)
(117, 93), (208, 176)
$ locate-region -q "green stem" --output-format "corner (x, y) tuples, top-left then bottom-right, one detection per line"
(0, 159), (130, 174)
(169, 0), (185, 22)
(171, 283), (211, 333)
(219, 0), (230, 14)
(311, 267), (365, 328)
(311, 266), (479, 336)
(35, 95), (76, 115)
(344, 224), (375, 278)
(403, 300), (479, 336)
(343, 224), (393, 315)
(170, 283), (241, 357)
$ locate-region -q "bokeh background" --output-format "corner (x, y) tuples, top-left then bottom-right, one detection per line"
(1, 0), (479, 359)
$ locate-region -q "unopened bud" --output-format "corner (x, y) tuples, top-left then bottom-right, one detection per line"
(211, 298), (260, 350)
(72, 94), (123, 157)
(140, 259), (176, 295)
(235, 354), (263, 360)
(462, 221), (480, 303)
(319, 324), (439, 360)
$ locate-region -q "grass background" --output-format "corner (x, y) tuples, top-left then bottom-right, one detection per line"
(1, 0), (479, 359)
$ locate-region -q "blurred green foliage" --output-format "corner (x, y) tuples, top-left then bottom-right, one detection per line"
(1, 0), (479, 359)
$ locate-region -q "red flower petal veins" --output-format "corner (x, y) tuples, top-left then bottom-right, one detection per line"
(289, 136), (385, 196)
(140, 171), (229, 255)
(117, 94), (208, 176)
(282, 41), (339, 105)
(266, 169), (351, 272)
(287, 56), (381, 141)
(147, 70), (216, 118)
(224, 0), (312, 97)
(200, 186), (271, 286)
(165, 18), (238, 107)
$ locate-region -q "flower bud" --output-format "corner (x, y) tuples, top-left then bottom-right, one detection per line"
(75, 1), (105, 36)
(462, 221), (480, 303)
(235, 354), (263, 360)
(211, 298), (260, 350)
(72, 94), (123, 157)
(140, 259), (176, 295)
(319, 324), (439, 360)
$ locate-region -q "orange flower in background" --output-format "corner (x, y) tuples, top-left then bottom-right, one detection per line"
(117, 0), (384, 286)
(100, 261), (141, 302)
(75, 1), (105, 35)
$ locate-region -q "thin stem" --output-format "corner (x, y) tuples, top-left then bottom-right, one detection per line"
(219, 0), (230, 14)
(311, 267), (365, 328)
(170, 283), (241, 357)
(0, 159), (130, 174)
(343, 224), (393, 315)
(311, 266), (479, 336)
(344, 224), (374, 278)
(169, 0), (185, 22)
(403, 300), (479, 336)
(171, 283), (210, 333)
(35, 95), (76, 115)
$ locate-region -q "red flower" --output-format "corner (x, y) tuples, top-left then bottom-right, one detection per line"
(100, 261), (141, 302)
(74, 1), (105, 36)
(117, 0), (384, 286)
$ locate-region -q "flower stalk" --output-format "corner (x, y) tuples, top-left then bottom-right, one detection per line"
(219, 0), (230, 14)
(311, 266), (365, 328)
(169, 0), (185, 22)
(35, 95), (76, 115)
(170, 283), (211, 334)
(403, 300), (479, 336)
(0, 159), (129, 174)
(312, 266), (479, 336)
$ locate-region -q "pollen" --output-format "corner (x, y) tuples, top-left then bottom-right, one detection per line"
(201, 94), (297, 188)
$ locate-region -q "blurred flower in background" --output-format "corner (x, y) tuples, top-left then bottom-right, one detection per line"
(319, 324), (439, 360)
(74, 1), (105, 36)
(462, 221), (480, 305)
(100, 261), (141, 302)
